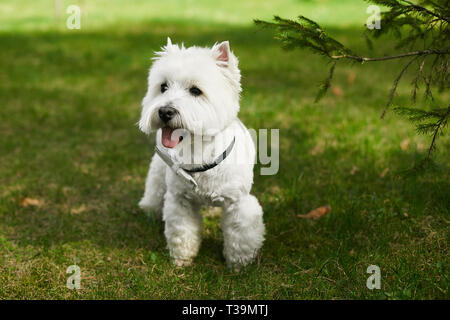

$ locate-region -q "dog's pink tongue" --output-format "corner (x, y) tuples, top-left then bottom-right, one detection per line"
(161, 127), (179, 148)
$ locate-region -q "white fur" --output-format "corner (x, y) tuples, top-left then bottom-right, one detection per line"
(138, 39), (265, 271)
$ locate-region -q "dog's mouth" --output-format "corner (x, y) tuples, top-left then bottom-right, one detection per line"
(161, 127), (184, 148)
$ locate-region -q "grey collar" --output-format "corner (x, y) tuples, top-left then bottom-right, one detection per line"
(155, 136), (236, 189)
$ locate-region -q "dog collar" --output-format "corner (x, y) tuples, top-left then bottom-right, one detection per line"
(185, 136), (235, 173)
(155, 136), (236, 189)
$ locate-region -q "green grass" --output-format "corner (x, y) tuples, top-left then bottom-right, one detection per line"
(0, 0), (448, 299)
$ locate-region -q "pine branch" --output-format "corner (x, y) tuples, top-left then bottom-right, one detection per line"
(315, 61), (337, 102)
(382, 55), (420, 118)
(255, 1), (449, 166)
(330, 48), (449, 62)
(426, 106), (449, 158)
(394, 105), (449, 159)
(399, 0), (450, 23)
(411, 57), (427, 103)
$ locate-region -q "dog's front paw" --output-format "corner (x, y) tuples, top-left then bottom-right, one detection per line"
(173, 258), (194, 267)
(225, 250), (260, 273)
(226, 258), (252, 273)
(227, 263), (243, 273)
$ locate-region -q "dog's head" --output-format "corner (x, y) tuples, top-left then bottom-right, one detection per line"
(139, 38), (242, 148)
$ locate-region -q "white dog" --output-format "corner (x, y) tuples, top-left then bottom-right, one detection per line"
(138, 38), (265, 270)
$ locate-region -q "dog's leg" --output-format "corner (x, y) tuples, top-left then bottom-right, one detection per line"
(138, 154), (166, 218)
(222, 194), (265, 271)
(163, 191), (202, 267)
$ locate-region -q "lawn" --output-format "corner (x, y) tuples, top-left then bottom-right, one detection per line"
(0, 0), (448, 299)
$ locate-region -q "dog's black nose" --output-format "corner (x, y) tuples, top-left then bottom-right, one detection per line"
(158, 106), (177, 123)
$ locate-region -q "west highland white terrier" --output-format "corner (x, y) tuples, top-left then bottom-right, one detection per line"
(138, 38), (265, 270)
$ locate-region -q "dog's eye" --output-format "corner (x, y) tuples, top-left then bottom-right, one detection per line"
(161, 83), (168, 93)
(189, 86), (202, 96)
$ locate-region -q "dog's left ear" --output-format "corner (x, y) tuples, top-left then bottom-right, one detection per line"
(216, 41), (230, 62)
(212, 41), (241, 90)
(213, 41), (233, 67)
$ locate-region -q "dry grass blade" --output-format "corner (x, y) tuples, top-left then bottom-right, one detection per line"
(19, 198), (42, 207)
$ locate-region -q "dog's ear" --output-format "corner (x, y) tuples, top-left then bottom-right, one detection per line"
(216, 41), (230, 62)
(212, 41), (241, 89)
(166, 37), (172, 47)
(212, 41), (233, 67)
